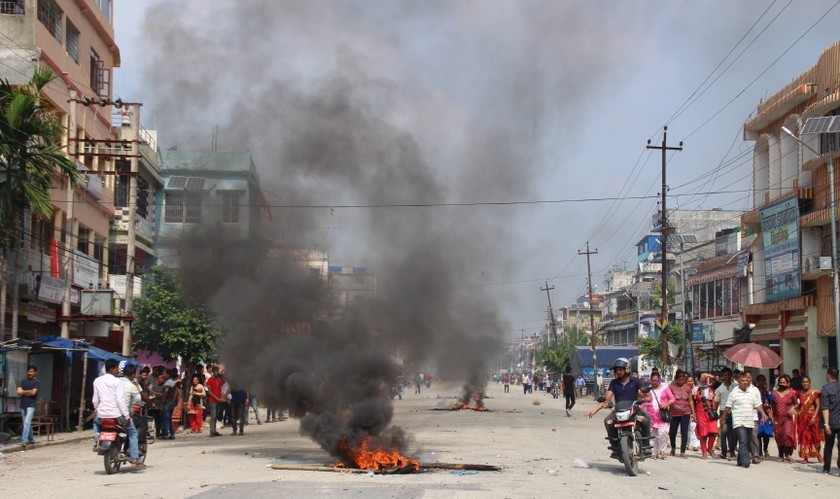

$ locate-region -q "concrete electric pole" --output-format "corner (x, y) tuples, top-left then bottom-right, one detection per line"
(579, 242), (599, 395)
(646, 126), (682, 369)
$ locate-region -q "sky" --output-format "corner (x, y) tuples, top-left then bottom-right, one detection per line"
(111, 0), (840, 340)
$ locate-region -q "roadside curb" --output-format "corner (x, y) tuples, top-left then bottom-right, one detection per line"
(0, 433), (90, 455)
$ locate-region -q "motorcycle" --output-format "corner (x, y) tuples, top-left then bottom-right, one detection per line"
(97, 417), (146, 474)
(598, 390), (651, 476)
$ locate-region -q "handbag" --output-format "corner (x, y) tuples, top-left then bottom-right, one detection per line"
(706, 408), (720, 420)
(652, 389), (672, 422)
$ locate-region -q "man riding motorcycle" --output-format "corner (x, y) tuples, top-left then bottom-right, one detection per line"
(92, 358), (144, 467)
(587, 358), (652, 457)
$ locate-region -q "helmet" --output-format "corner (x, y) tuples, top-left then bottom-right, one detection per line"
(612, 358), (630, 371)
(118, 360), (129, 376)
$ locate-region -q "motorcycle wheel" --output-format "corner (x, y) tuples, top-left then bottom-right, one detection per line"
(104, 443), (122, 474)
(619, 434), (638, 476)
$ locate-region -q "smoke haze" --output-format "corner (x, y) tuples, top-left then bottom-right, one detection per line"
(134, 0), (640, 461)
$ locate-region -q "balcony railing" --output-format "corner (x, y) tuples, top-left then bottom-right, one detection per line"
(1, 1), (24, 14)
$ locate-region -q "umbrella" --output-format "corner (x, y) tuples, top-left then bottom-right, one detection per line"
(723, 343), (782, 368)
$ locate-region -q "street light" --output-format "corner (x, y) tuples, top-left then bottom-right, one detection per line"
(781, 123), (840, 371)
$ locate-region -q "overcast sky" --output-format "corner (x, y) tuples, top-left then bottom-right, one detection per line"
(112, 1), (840, 339)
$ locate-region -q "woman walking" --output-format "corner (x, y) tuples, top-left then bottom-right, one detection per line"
(644, 372), (675, 459)
(796, 376), (823, 464)
(667, 370), (696, 458)
(770, 374), (799, 462)
(188, 376), (206, 433)
(694, 373), (720, 459)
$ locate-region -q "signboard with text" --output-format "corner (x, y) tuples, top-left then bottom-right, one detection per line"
(760, 196), (801, 302)
(73, 250), (100, 288)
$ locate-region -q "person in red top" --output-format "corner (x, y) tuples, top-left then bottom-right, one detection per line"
(205, 366), (225, 437)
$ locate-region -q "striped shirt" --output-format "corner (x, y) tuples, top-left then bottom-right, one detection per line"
(822, 380), (840, 430)
(725, 386), (762, 429)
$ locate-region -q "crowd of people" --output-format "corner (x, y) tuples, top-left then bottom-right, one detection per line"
(636, 365), (840, 473)
(133, 364), (285, 439)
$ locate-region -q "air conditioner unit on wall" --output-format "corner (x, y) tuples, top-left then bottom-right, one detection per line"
(819, 256), (833, 271)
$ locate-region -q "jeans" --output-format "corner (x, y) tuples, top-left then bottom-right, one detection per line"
(20, 406), (35, 443)
(825, 427), (840, 472)
(231, 403), (246, 433)
(248, 397), (261, 423)
(565, 393), (576, 411)
(207, 401), (218, 433)
(161, 400), (176, 438)
(720, 413), (736, 457)
(734, 426), (753, 467)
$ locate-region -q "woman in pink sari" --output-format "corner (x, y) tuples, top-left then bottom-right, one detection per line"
(770, 374), (799, 462)
(644, 372), (676, 459)
(796, 376), (823, 463)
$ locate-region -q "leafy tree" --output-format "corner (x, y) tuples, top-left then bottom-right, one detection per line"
(638, 322), (685, 365)
(133, 266), (222, 366)
(537, 325), (595, 374)
(0, 68), (80, 337)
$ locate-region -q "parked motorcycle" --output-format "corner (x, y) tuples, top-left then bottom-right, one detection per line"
(598, 390), (650, 476)
(97, 417), (145, 474)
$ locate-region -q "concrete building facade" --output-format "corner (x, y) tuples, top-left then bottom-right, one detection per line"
(741, 41), (840, 385)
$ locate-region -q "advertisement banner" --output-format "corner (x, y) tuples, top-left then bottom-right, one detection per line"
(691, 323), (704, 343)
(760, 196), (801, 302)
(37, 275), (64, 304)
(73, 250), (100, 288)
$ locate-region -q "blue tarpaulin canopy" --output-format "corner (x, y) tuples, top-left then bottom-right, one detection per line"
(16, 336), (133, 363)
(570, 346), (639, 379)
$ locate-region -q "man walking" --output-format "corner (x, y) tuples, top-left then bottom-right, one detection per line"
(205, 366), (224, 436)
(722, 373), (767, 468)
(822, 367), (840, 474)
(16, 365), (39, 446)
(562, 367), (576, 417)
(229, 388), (248, 435)
(715, 367), (737, 461)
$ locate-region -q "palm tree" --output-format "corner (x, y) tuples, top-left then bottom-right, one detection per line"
(0, 67), (80, 338)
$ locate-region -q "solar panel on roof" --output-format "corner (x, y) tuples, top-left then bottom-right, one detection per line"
(167, 176), (187, 189)
(680, 234), (698, 244)
(185, 177), (205, 190)
(802, 116), (840, 135)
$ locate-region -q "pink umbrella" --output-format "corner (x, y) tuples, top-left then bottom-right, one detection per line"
(723, 343), (782, 369)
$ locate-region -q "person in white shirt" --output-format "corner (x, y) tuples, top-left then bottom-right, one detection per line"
(722, 373), (768, 468)
(93, 359), (143, 466)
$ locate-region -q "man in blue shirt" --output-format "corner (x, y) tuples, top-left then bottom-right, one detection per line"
(16, 365), (40, 446)
(588, 358), (651, 457)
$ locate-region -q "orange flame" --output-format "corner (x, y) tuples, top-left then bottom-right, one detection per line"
(337, 436), (419, 471)
(450, 403), (489, 411)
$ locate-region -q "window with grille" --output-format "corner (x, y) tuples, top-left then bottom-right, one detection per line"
(37, 0), (62, 41)
(89, 49), (110, 97)
(66, 20), (79, 62)
(165, 192), (202, 223)
(1, 1), (25, 15)
(220, 190), (242, 223)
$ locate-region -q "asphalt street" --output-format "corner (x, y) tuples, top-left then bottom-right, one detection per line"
(1, 381), (838, 498)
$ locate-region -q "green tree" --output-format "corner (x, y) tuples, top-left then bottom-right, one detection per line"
(537, 325), (594, 374)
(133, 266), (222, 365)
(0, 68), (80, 337)
(638, 322), (685, 364)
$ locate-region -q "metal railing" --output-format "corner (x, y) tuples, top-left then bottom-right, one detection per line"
(0, 1), (25, 15)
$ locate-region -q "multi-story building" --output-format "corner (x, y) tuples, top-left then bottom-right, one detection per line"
(156, 150), (271, 270)
(741, 41), (840, 385)
(329, 265), (376, 321)
(1, 1), (120, 340)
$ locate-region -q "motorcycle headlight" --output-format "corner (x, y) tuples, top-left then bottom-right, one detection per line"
(616, 409), (631, 422)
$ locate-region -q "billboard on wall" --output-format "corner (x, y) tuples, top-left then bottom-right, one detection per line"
(760, 196), (801, 302)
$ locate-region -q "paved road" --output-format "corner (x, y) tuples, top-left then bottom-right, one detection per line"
(1, 382), (838, 498)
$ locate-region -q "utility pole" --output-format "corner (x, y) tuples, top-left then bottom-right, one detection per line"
(646, 126), (682, 369)
(122, 104), (141, 356)
(540, 281), (558, 346)
(61, 91), (79, 339)
(579, 242), (599, 396)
